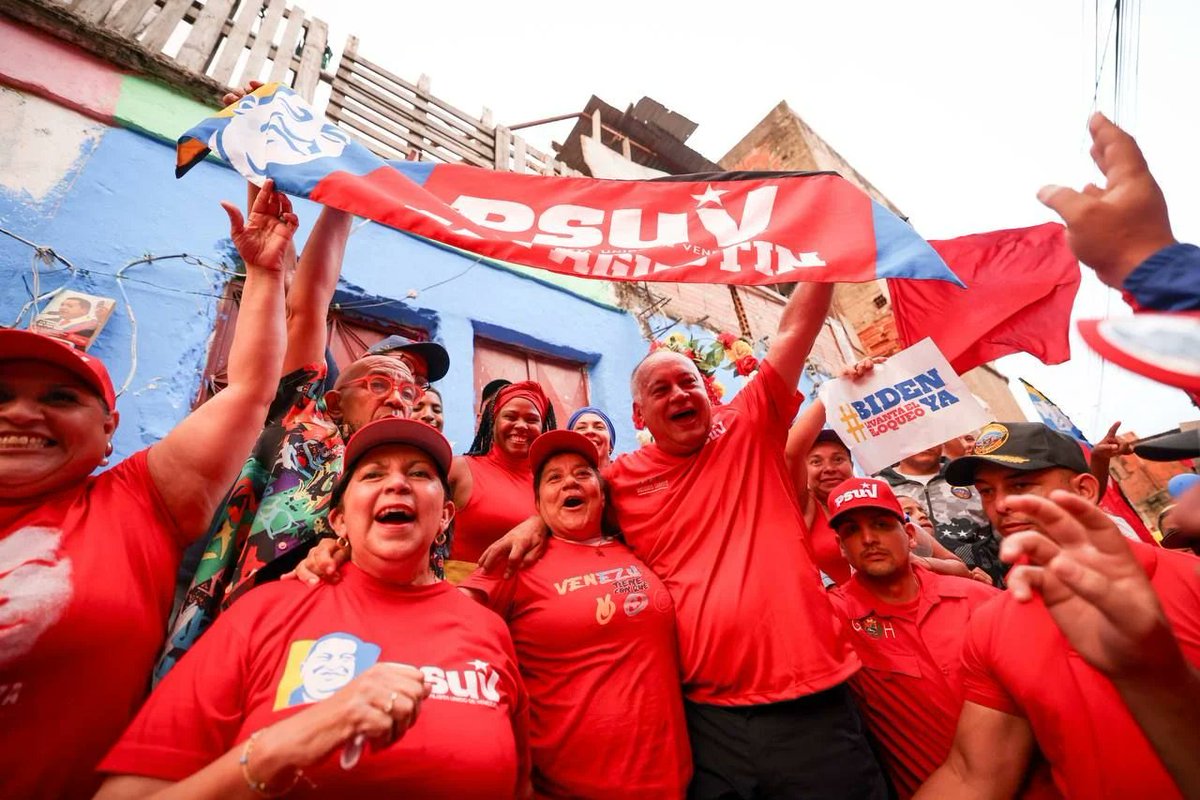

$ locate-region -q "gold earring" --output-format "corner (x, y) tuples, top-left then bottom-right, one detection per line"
(99, 441), (113, 467)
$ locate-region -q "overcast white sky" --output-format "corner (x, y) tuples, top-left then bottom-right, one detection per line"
(302, 0), (1199, 440)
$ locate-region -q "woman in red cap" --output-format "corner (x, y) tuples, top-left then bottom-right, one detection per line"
(0, 182), (296, 799)
(461, 430), (690, 799)
(97, 418), (529, 799)
(441, 381), (556, 581)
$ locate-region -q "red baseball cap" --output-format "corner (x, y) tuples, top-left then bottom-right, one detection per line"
(331, 418), (453, 506)
(0, 328), (117, 410)
(529, 429), (600, 477)
(827, 477), (905, 529)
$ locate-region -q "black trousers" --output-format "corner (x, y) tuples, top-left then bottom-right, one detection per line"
(685, 684), (890, 800)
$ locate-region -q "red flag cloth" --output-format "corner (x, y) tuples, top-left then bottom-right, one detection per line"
(888, 222), (1081, 374)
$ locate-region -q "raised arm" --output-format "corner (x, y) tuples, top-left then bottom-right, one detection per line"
(1089, 421), (1133, 499)
(221, 80), (351, 375)
(146, 181), (292, 541)
(282, 205), (352, 373)
(785, 399), (826, 514)
(915, 702), (1036, 799)
(763, 282), (834, 389)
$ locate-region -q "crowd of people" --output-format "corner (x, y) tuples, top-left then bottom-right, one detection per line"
(1, 111), (1198, 799)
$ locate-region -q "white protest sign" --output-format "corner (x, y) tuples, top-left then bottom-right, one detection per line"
(818, 338), (991, 475)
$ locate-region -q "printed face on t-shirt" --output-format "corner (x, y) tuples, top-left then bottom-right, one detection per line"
(277, 631), (383, 709)
(632, 352), (712, 457)
(0, 361), (116, 501)
(807, 442), (854, 501)
(328, 444), (453, 580)
(493, 398), (542, 459)
(834, 508), (914, 578)
(972, 464), (1091, 537)
(535, 452), (604, 540)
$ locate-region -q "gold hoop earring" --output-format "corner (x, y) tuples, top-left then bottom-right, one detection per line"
(434, 531), (447, 547)
(335, 536), (351, 551)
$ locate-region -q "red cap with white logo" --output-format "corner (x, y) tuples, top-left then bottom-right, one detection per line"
(827, 477), (905, 529)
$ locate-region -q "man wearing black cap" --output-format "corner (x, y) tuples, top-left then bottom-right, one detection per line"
(915, 421), (1200, 798)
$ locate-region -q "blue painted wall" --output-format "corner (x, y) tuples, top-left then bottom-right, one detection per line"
(0, 125), (649, 460)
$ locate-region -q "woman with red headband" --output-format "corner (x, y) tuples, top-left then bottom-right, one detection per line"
(0, 182), (294, 798)
(442, 381), (556, 582)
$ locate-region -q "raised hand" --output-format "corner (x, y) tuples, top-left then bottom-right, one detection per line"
(221, 178), (298, 273)
(838, 356), (887, 381)
(221, 79), (266, 108)
(1092, 421), (1135, 461)
(1037, 113), (1176, 289)
(999, 490), (1180, 679)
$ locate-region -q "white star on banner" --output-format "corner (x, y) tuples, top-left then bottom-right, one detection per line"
(691, 184), (727, 207)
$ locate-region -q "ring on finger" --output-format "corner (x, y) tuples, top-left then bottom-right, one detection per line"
(383, 691), (398, 715)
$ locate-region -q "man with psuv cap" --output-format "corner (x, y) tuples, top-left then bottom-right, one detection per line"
(915, 421), (1200, 798)
(823, 478), (1005, 799)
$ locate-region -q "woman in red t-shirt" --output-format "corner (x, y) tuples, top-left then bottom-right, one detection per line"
(461, 430), (692, 799)
(97, 418), (529, 799)
(443, 382), (556, 580)
(0, 183), (297, 800)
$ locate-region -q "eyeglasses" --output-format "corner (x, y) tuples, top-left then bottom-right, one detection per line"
(342, 374), (424, 405)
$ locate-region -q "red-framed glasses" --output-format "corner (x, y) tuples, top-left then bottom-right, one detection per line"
(341, 374), (424, 405)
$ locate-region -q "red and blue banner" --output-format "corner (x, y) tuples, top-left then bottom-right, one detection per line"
(177, 83), (962, 287)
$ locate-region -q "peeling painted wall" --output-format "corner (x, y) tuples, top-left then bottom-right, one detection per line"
(0, 78), (647, 460)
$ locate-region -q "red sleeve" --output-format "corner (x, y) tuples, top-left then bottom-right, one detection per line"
(101, 448), (187, 549)
(98, 603), (252, 779)
(731, 361), (803, 439)
(960, 600), (1020, 716)
(460, 566), (519, 617)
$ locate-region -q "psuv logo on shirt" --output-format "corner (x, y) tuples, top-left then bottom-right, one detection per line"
(406, 660), (503, 708)
(833, 482), (879, 509)
(275, 633), (504, 710)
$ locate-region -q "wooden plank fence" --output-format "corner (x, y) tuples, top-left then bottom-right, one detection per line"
(18, 0), (576, 174)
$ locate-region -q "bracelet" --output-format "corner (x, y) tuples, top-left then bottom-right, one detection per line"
(239, 730), (310, 797)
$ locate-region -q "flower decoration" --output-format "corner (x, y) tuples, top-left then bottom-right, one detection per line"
(648, 329), (761, 405)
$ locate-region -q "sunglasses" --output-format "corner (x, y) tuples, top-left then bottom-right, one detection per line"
(342, 374), (425, 405)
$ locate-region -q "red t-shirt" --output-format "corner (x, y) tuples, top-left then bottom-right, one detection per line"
(607, 362), (858, 705)
(463, 536), (691, 798)
(452, 449), (536, 563)
(101, 565), (528, 798)
(961, 543), (1200, 798)
(0, 450), (183, 800)
(809, 507), (852, 585)
(830, 568), (998, 798)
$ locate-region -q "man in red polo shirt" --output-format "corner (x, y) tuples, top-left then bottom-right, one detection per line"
(823, 478), (1001, 798)
(600, 282), (883, 799)
(916, 422), (1200, 798)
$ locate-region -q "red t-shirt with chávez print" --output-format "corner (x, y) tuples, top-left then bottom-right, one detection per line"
(0, 450), (184, 800)
(463, 536), (691, 799)
(100, 566), (528, 798)
(961, 543), (1200, 799)
(606, 361), (858, 706)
